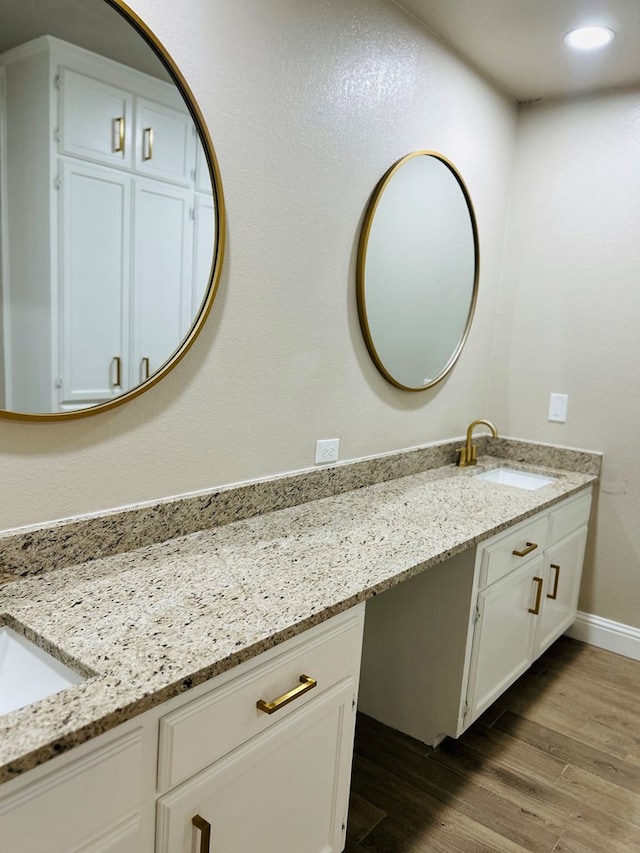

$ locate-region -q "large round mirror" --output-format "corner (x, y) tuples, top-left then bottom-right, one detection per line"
(357, 151), (478, 391)
(0, 0), (225, 420)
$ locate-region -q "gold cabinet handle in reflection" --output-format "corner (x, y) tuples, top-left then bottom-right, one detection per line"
(143, 126), (154, 160)
(547, 563), (561, 600)
(113, 117), (125, 153)
(141, 356), (150, 381)
(192, 815), (211, 853)
(529, 576), (544, 615)
(257, 674), (317, 715)
(112, 356), (122, 388)
(512, 541), (538, 558)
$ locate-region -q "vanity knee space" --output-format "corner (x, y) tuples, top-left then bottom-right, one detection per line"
(359, 488), (592, 748)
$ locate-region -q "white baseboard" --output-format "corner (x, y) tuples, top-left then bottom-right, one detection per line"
(565, 611), (640, 661)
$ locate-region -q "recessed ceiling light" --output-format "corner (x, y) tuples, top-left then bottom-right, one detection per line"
(564, 26), (615, 50)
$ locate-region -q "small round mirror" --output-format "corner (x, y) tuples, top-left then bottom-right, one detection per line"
(357, 151), (478, 391)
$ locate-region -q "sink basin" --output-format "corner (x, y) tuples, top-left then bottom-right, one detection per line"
(474, 467), (556, 490)
(0, 626), (85, 715)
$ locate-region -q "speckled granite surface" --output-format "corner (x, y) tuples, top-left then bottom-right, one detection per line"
(0, 436), (600, 579)
(0, 446), (599, 785)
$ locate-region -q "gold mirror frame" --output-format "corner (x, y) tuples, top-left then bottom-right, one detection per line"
(357, 150), (479, 392)
(0, 0), (226, 421)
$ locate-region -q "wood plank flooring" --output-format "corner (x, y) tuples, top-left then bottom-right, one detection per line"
(348, 636), (640, 852)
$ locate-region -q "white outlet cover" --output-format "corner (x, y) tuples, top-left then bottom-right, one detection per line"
(315, 439), (339, 464)
(548, 393), (568, 423)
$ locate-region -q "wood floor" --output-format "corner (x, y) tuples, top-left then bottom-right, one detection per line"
(347, 636), (640, 852)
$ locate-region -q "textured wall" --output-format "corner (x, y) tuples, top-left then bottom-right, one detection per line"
(1, 0), (516, 530)
(488, 91), (640, 628)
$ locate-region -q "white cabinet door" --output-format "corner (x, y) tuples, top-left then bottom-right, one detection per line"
(535, 526), (588, 656)
(192, 194), (216, 315)
(134, 98), (194, 186)
(195, 135), (212, 194)
(60, 69), (133, 169)
(156, 678), (356, 853)
(58, 160), (131, 408)
(466, 556), (543, 723)
(131, 179), (193, 384)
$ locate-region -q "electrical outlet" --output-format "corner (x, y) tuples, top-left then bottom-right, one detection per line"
(315, 438), (339, 464)
(548, 393), (568, 423)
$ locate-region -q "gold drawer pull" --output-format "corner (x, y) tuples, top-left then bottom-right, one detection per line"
(141, 356), (150, 381)
(529, 576), (544, 615)
(257, 674), (317, 715)
(512, 541), (538, 558)
(547, 563), (560, 600)
(192, 814), (211, 853)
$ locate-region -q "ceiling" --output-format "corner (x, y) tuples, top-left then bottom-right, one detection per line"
(394, 0), (640, 101)
(0, 0), (170, 81)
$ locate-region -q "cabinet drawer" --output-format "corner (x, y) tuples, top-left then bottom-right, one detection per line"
(548, 489), (592, 545)
(157, 607), (364, 792)
(478, 514), (548, 588)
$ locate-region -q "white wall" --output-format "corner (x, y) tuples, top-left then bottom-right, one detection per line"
(1, 0), (517, 530)
(489, 89), (640, 629)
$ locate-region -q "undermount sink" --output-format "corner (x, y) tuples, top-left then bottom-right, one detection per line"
(0, 625), (86, 715)
(474, 467), (556, 490)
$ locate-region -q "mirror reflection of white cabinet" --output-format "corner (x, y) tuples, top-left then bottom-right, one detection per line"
(60, 160), (131, 406)
(0, 36), (214, 413)
(60, 68), (135, 169)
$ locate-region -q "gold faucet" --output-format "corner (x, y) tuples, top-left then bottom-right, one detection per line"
(457, 419), (498, 467)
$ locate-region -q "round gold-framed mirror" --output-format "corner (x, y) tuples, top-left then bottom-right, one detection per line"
(0, 0), (226, 420)
(357, 150), (478, 391)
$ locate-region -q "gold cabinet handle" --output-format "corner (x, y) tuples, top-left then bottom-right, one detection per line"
(529, 576), (544, 615)
(143, 126), (154, 160)
(512, 541), (538, 558)
(257, 674), (317, 715)
(113, 117), (125, 153)
(547, 563), (560, 600)
(192, 815), (211, 853)
(141, 356), (150, 381)
(112, 356), (122, 388)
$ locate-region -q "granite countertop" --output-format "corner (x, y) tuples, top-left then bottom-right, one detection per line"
(0, 448), (599, 784)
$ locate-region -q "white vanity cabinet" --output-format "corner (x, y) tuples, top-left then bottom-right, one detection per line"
(465, 553), (546, 721)
(155, 606), (364, 853)
(0, 36), (214, 412)
(534, 496), (590, 656)
(466, 489), (591, 723)
(359, 487), (592, 746)
(0, 606), (364, 853)
(0, 728), (148, 853)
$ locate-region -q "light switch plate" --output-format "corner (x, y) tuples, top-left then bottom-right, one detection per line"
(315, 439), (339, 464)
(548, 393), (568, 423)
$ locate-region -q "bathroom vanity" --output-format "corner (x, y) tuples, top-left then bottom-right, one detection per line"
(359, 487), (591, 745)
(0, 607), (364, 851)
(0, 438), (601, 852)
